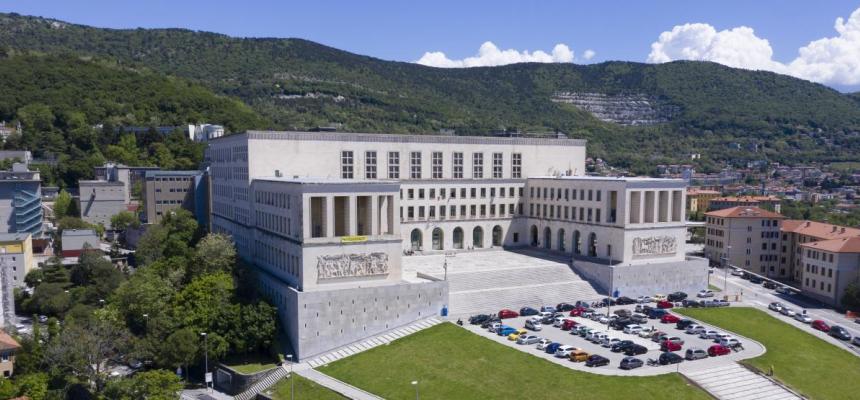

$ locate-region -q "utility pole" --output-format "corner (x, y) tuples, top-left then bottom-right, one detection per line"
(201, 332), (209, 391)
(287, 354), (294, 400)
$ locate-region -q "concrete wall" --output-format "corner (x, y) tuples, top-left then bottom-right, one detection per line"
(571, 256), (709, 298)
(79, 182), (127, 228)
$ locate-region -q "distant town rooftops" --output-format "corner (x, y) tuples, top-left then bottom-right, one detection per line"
(705, 206), (785, 219)
(686, 188), (721, 195)
(800, 236), (860, 253)
(781, 220), (860, 239)
(712, 195), (780, 202)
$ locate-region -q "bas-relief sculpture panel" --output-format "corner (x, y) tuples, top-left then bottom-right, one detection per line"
(316, 252), (390, 280)
(632, 235), (677, 257)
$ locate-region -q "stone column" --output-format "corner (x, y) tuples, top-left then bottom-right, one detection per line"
(325, 195), (334, 238)
(349, 195), (358, 236)
(302, 195), (311, 238)
(371, 195), (379, 236)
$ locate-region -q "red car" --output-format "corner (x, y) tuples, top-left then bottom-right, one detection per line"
(657, 300), (674, 309)
(569, 307), (586, 317)
(660, 340), (682, 352)
(708, 345), (731, 356)
(499, 309), (519, 319)
(562, 319), (578, 331)
(661, 314), (680, 323)
(812, 320), (831, 332)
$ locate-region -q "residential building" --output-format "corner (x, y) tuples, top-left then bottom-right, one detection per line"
(0, 330), (20, 377)
(0, 121), (19, 143)
(78, 180), (127, 228)
(0, 163), (43, 236)
(207, 130), (705, 360)
(143, 170), (204, 224)
(799, 237), (860, 307)
(0, 233), (34, 288)
(704, 206), (785, 277)
(94, 163), (160, 201)
(709, 195), (782, 213)
(686, 188), (720, 213)
(780, 220), (860, 283)
(60, 229), (99, 257)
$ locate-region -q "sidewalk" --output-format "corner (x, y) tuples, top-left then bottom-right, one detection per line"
(296, 369), (384, 400)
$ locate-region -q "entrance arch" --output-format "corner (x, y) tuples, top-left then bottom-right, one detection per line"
(473, 226), (484, 248)
(492, 225), (503, 247)
(588, 232), (597, 257)
(410, 229), (423, 251)
(530, 225), (539, 247)
(453, 227), (464, 249)
(432, 228), (444, 250)
(543, 227), (551, 249)
(557, 229), (566, 252)
(573, 230), (581, 254)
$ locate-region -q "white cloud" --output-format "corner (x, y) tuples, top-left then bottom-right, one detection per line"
(583, 49), (596, 60)
(647, 7), (860, 86)
(416, 41), (590, 68)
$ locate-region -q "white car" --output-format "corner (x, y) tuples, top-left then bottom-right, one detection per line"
(699, 330), (719, 340)
(517, 334), (541, 345)
(664, 336), (684, 345)
(602, 337), (621, 348)
(598, 316), (610, 324)
(636, 296), (652, 304)
(779, 308), (796, 317)
(488, 323), (501, 333)
(794, 313), (813, 323)
(555, 345), (578, 358)
(552, 317), (565, 327)
(536, 338), (553, 350)
(697, 290), (715, 298)
(686, 324), (706, 335)
(713, 333), (732, 343)
(525, 319), (543, 331)
(538, 311), (553, 318)
(638, 326), (657, 338)
(768, 302), (784, 312)
(624, 324), (643, 335)
(591, 333), (608, 343)
(731, 268), (744, 276)
(719, 338), (742, 348)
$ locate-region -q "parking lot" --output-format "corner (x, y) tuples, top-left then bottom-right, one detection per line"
(462, 304), (764, 376)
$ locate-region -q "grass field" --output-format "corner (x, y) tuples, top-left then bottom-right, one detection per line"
(677, 307), (860, 400)
(222, 353), (280, 375)
(322, 323), (710, 399)
(267, 374), (346, 400)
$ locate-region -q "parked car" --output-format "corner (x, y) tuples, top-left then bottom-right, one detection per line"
(602, 337), (621, 348)
(637, 326), (657, 338)
(555, 345), (579, 358)
(508, 328), (528, 341)
(624, 324), (644, 335)
(661, 340), (682, 352)
(469, 314), (491, 325)
(852, 336), (860, 346)
(775, 286), (791, 294)
(525, 319), (542, 331)
(812, 320), (831, 332)
(708, 344), (732, 356)
(697, 290), (715, 298)
(591, 333), (609, 344)
(636, 296), (653, 304)
(829, 325), (852, 341)
(676, 319), (694, 330)
(556, 303), (576, 312)
(536, 338), (553, 350)
(686, 324), (706, 335)
(624, 344), (648, 356)
(749, 276), (763, 284)
(545, 342), (562, 354)
(517, 334), (541, 345)
(569, 350), (589, 362)
(610, 318), (633, 331)
(779, 307), (796, 317)
(552, 316), (566, 327)
(658, 352), (684, 365)
(650, 330), (667, 342)
(664, 336), (685, 345)
(713, 333), (732, 343)
(653, 294), (667, 302)
(616, 296), (637, 305)
(794, 313), (813, 323)
(718, 338), (743, 349)
(578, 326), (593, 337)
(499, 327), (518, 336)
(519, 307), (539, 316)
(611, 340), (635, 352)
(685, 348), (708, 360)
(540, 315), (555, 324)
(561, 319), (577, 331)
(619, 356), (644, 370)
(699, 330), (719, 340)
(768, 302), (784, 312)
(487, 322), (502, 332)
(661, 314), (680, 324)
(599, 298), (617, 307)
(585, 354), (610, 367)
(763, 281), (778, 289)
(631, 312), (648, 323)
(730, 268), (744, 276)
(668, 292), (688, 302)
(648, 309), (669, 319)
(499, 309), (519, 319)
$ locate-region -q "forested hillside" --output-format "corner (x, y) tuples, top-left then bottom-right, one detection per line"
(2, 13), (860, 172)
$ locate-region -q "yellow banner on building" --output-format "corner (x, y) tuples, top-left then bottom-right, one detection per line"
(341, 235), (369, 243)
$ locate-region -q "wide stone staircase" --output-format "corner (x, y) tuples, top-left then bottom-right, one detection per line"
(682, 363), (801, 400)
(234, 366), (289, 400)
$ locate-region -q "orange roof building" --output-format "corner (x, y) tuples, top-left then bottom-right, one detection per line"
(799, 237), (860, 307)
(0, 330), (20, 377)
(709, 195), (782, 214)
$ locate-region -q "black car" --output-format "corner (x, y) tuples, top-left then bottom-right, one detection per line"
(468, 314), (490, 325)
(519, 307), (539, 316)
(610, 318), (633, 330)
(585, 354), (610, 367)
(480, 318), (500, 329)
(575, 300), (590, 308)
(556, 303), (576, 312)
(749, 276), (763, 284)
(636, 304), (654, 314)
(829, 325), (852, 341)
(667, 292), (688, 302)
(611, 340), (636, 353)
(676, 319), (694, 330)
(658, 352), (684, 365)
(624, 344), (648, 356)
(599, 298), (617, 307)
(616, 296), (637, 305)
(682, 299), (701, 308)
(763, 281), (778, 289)
(614, 309), (632, 318)
(619, 356), (644, 370)
(540, 315), (555, 324)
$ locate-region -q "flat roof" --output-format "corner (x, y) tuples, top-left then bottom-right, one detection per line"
(145, 170), (203, 178)
(61, 229), (97, 237)
(0, 232), (30, 242)
(215, 130), (587, 147)
(255, 176), (399, 185)
(79, 180), (124, 186)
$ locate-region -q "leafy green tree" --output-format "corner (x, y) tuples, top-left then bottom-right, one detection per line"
(14, 373), (48, 400)
(44, 318), (130, 393)
(53, 189), (74, 219)
(28, 282), (71, 317)
(103, 369), (183, 400)
(216, 302), (277, 355)
(171, 272), (233, 333)
(842, 282), (860, 311)
(110, 211), (140, 231)
(112, 268), (176, 334)
(135, 225), (169, 266)
(161, 328), (199, 379)
(189, 233), (236, 280)
(0, 378), (16, 399)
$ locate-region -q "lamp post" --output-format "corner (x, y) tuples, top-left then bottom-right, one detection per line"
(724, 245), (732, 293)
(287, 354), (294, 400)
(201, 332), (209, 391)
(142, 313), (148, 334)
(411, 380), (419, 400)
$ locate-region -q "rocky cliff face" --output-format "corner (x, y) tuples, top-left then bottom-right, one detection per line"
(551, 92), (680, 126)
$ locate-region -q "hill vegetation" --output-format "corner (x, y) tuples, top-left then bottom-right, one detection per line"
(1, 13), (860, 173)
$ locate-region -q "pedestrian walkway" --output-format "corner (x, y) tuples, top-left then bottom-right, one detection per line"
(682, 363), (801, 400)
(296, 369), (384, 400)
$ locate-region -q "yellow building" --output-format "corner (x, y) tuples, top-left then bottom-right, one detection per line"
(686, 188), (720, 213)
(0, 233), (34, 288)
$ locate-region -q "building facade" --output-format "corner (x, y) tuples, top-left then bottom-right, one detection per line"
(799, 237), (860, 307)
(61, 229), (99, 258)
(779, 220), (860, 284)
(0, 233), (34, 288)
(144, 170), (204, 224)
(704, 206), (785, 277)
(686, 188), (720, 214)
(78, 180), (127, 228)
(709, 196), (781, 214)
(0, 164), (43, 236)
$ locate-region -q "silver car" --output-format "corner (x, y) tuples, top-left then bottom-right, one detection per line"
(525, 318), (543, 331)
(780, 307), (796, 317)
(517, 334), (541, 345)
(794, 313), (813, 323)
(685, 348), (708, 360)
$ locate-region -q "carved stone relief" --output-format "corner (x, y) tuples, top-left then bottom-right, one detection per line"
(317, 252), (390, 280)
(632, 236), (677, 256)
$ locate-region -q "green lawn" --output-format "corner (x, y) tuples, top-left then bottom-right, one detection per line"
(322, 323), (709, 399)
(266, 374), (346, 400)
(222, 353), (280, 375)
(708, 284), (722, 292)
(677, 307), (860, 400)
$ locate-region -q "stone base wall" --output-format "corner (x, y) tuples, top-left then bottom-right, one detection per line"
(572, 256), (709, 298)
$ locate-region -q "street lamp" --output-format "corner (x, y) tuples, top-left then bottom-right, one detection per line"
(723, 245), (732, 293)
(142, 313), (148, 334)
(201, 332), (209, 391)
(287, 354), (294, 400)
(411, 380), (419, 400)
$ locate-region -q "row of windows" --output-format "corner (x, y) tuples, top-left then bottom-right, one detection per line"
(805, 277), (833, 293)
(805, 263), (834, 278)
(149, 176), (194, 182)
(154, 199), (185, 205)
(341, 151), (523, 179)
(255, 238), (300, 279)
(530, 187), (602, 202)
(154, 187), (189, 193)
(530, 203), (602, 223)
(254, 190), (293, 209)
(255, 210), (293, 237)
(402, 186), (523, 200)
(805, 249), (835, 263)
(403, 203), (521, 220)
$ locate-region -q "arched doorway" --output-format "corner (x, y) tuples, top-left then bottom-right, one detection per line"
(410, 229), (422, 251)
(573, 230), (581, 254)
(432, 228), (444, 250)
(473, 226), (484, 248)
(530, 225), (539, 246)
(588, 232), (597, 257)
(453, 227), (464, 249)
(492, 225), (503, 247)
(557, 229), (566, 252)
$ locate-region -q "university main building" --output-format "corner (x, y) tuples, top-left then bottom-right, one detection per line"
(207, 131), (705, 359)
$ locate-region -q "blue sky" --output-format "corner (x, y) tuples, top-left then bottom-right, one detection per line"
(2, 1), (860, 90)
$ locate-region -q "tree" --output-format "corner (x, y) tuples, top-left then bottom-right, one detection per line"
(161, 329), (199, 380)
(103, 369), (183, 400)
(842, 282), (860, 311)
(189, 233), (236, 280)
(110, 211), (140, 231)
(135, 225), (169, 266)
(44, 317), (130, 393)
(171, 272), (233, 333)
(14, 373), (48, 400)
(53, 189), (74, 219)
(216, 302), (277, 355)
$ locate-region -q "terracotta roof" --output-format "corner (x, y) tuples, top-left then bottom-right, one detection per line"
(0, 330), (20, 351)
(712, 196), (780, 202)
(781, 220), (860, 240)
(705, 206), (785, 219)
(801, 236), (860, 253)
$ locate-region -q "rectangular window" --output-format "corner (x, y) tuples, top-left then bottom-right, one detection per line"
(432, 151), (443, 179)
(472, 152), (484, 178)
(410, 151), (422, 179)
(341, 151), (354, 179)
(493, 152), (503, 178)
(365, 151), (377, 179)
(511, 153), (522, 178)
(388, 151), (400, 179)
(453, 152), (464, 179)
